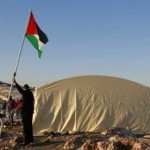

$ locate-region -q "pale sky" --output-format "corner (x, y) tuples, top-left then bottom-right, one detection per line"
(1, 0), (150, 87)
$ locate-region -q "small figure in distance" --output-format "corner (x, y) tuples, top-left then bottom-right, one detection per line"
(8, 96), (17, 127)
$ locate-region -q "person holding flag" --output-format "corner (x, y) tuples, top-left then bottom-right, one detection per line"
(13, 78), (34, 146)
(7, 10), (48, 145)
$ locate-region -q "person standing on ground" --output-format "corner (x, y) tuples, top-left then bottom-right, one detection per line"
(13, 78), (34, 146)
(2, 101), (7, 116)
(16, 98), (22, 118)
(8, 96), (17, 127)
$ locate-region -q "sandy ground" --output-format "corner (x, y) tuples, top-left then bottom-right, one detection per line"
(0, 122), (107, 150)
(0, 123), (67, 150)
(1, 119), (150, 150)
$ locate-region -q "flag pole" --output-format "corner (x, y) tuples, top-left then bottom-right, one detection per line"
(8, 10), (32, 101)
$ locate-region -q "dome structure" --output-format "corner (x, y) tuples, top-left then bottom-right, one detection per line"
(33, 75), (150, 135)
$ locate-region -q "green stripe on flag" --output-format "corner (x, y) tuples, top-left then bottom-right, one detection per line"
(26, 35), (42, 58)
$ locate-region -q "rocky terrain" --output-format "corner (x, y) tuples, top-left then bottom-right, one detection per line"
(1, 124), (150, 149)
(0, 81), (20, 101)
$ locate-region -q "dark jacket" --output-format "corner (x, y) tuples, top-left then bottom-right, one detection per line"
(15, 83), (34, 113)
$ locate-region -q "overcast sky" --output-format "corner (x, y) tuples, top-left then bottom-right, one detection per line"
(1, 0), (150, 87)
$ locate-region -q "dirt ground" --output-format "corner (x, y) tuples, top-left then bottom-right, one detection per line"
(1, 121), (150, 150)
(0, 123), (67, 150)
(0, 123), (105, 150)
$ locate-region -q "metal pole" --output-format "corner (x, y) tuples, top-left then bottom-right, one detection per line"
(8, 10), (32, 100)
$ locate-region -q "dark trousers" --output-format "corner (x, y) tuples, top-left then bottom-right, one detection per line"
(22, 112), (33, 145)
(9, 111), (14, 127)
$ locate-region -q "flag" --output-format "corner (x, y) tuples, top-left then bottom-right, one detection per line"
(25, 11), (48, 58)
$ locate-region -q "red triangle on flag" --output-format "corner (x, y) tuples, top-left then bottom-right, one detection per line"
(26, 12), (38, 35)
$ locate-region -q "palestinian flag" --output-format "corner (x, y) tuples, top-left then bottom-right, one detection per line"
(25, 12), (48, 58)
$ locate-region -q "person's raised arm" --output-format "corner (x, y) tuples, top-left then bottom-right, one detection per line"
(13, 78), (25, 95)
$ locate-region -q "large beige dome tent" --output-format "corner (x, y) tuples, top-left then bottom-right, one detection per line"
(33, 75), (150, 135)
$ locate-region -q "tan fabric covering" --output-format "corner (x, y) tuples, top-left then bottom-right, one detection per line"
(33, 75), (150, 135)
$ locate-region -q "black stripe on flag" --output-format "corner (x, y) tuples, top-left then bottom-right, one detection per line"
(37, 24), (48, 44)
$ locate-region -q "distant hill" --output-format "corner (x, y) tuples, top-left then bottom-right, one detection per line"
(0, 81), (11, 87)
(0, 81), (34, 101)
